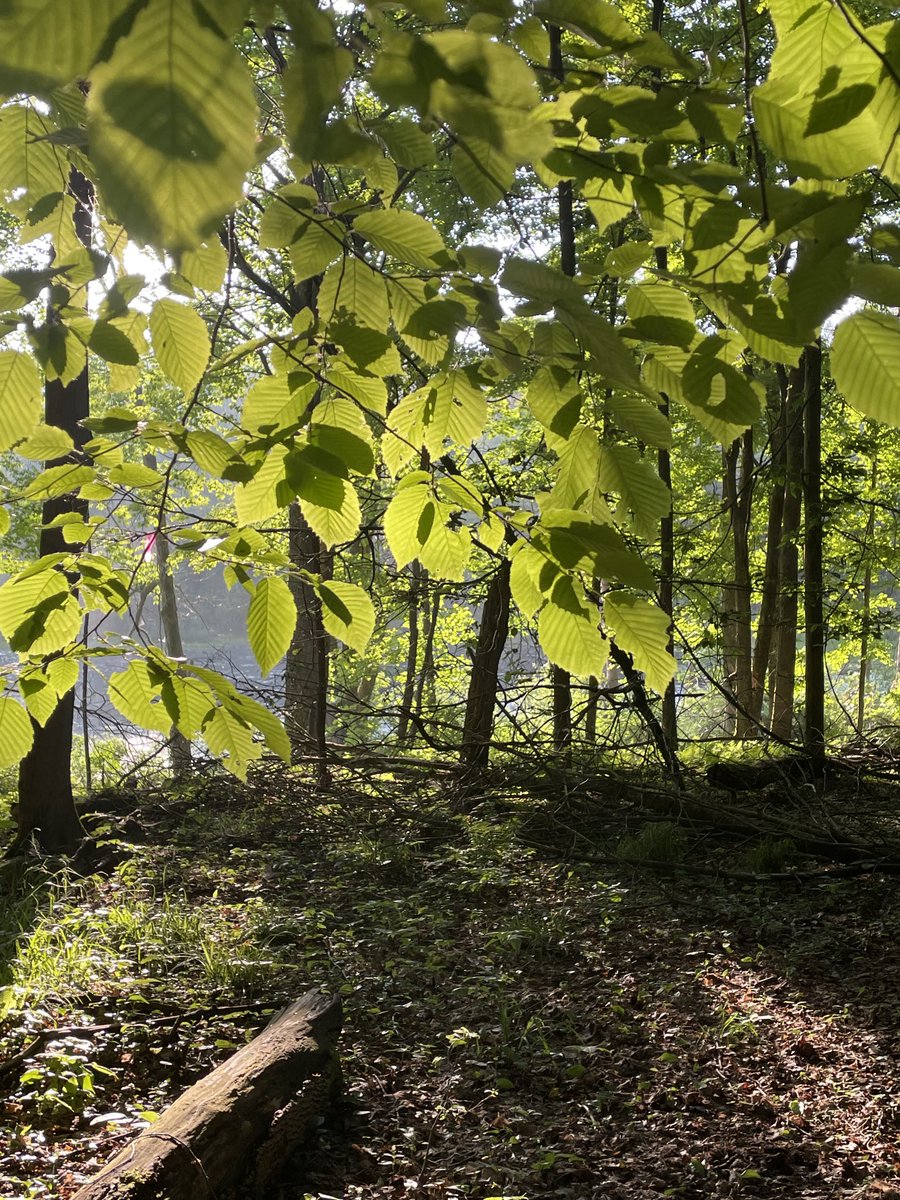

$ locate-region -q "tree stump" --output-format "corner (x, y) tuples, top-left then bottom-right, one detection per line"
(72, 989), (343, 1200)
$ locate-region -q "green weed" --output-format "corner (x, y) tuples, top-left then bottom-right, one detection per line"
(617, 821), (687, 865)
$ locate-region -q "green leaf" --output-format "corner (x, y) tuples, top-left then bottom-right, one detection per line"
(538, 577), (608, 678)
(418, 513), (471, 580)
(0, 697), (34, 767)
(46, 657), (78, 695)
(805, 83), (876, 136)
(17, 424), (74, 461)
(0, 566), (83, 655)
(179, 239), (228, 291)
(831, 311), (900, 426)
(107, 462), (165, 490)
(451, 138), (514, 208)
(547, 426), (603, 513)
(247, 576), (296, 677)
(19, 672), (58, 727)
(626, 281), (696, 349)
(527, 366), (583, 439)
(242, 372), (315, 435)
(319, 257), (390, 334)
(510, 542), (547, 618)
(374, 117), (436, 168)
(384, 369), (487, 472)
(354, 207), (448, 270)
(536, 510), (655, 590)
(0, 0), (134, 95)
(604, 241), (654, 278)
(282, 9), (353, 160)
(605, 395), (671, 447)
(0, 350), (42, 452)
(310, 416), (374, 477)
(604, 591), (675, 696)
(851, 262), (900, 308)
(300, 479), (361, 547)
(202, 705), (260, 779)
(87, 0), (259, 252)
(235, 446), (289, 525)
(150, 299), (210, 392)
(289, 219), (344, 281)
(24, 464), (96, 500)
(753, 2), (887, 181)
(186, 430), (244, 478)
(318, 579), (375, 653)
(257, 183), (318, 247)
(226, 691), (290, 763)
(599, 443), (670, 541)
(384, 478), (431, 570)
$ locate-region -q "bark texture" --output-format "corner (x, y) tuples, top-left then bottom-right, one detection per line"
(460, 560), (511, 773)
(71, 990), (343, 1200)
(285, 503), (329, 787)
(16, 168), (93, 853)
(802, 343), (825, 763)
(770, 360), (805, 740)
(722, 429), (754, 737)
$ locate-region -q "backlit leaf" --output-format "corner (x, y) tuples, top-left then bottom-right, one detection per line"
(354, 207), (448, 270)
(831, 311), (900, 426)
(247, 576), (296, 677)
(319, 579), (375, 653)
(0, 696), (34, 767)
(604, 591), (675, 696)
(87, 0), (258, 252)
(150, 299), (210, 392)
(0, 351), (42, 452)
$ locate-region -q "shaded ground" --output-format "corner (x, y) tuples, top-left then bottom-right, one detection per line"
(1, 761), (900, 1199)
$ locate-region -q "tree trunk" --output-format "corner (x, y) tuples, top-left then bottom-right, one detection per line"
(285, 503), (329, 786)
(584, 675), (599, 744)
(72, 991), (342, 1200)
(396, 561), (421, 745)
(802, 341), (825, 763)
(650, 0), (678, 754)
(721, 429), (754, 737)
(16, 168), (93, 854)
(413, 586), (439, 724)
(750, 380), (787, 723)
(460, 560), (511, 774)
(770, 359), (804, 741)
(857, 454), (877, 735)
(145, 454), (191, 776)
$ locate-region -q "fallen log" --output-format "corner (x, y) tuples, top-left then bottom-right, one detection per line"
(72, 989), (343, 1200)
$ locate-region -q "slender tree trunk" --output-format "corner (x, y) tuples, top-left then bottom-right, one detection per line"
(285, 504), (329, 786)
(584, 676), (599, 744)
(460, 561), (511, 774)
(145, 454), (191, 776)
(770, 359), (805, 740)
(722, 440), (740, 737)
(857, 455), (877, 735)
(722, 430), (754, 736)
(413, 586), (439, 724)
(802, 342), (825, 762)
(16, 168), (94, 853)
(396, 562), (421, 745)
(750, 381), (786, 723)
(649, 0), (679, 755)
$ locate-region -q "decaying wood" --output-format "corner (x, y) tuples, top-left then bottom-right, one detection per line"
(72, 989), (342, 1200)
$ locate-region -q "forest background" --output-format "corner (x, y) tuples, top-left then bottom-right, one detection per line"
(1, 0), (900, 1196)
(0, 0), (896, 838)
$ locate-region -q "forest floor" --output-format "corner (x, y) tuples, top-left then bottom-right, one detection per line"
(1, 757), (900, 1199)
